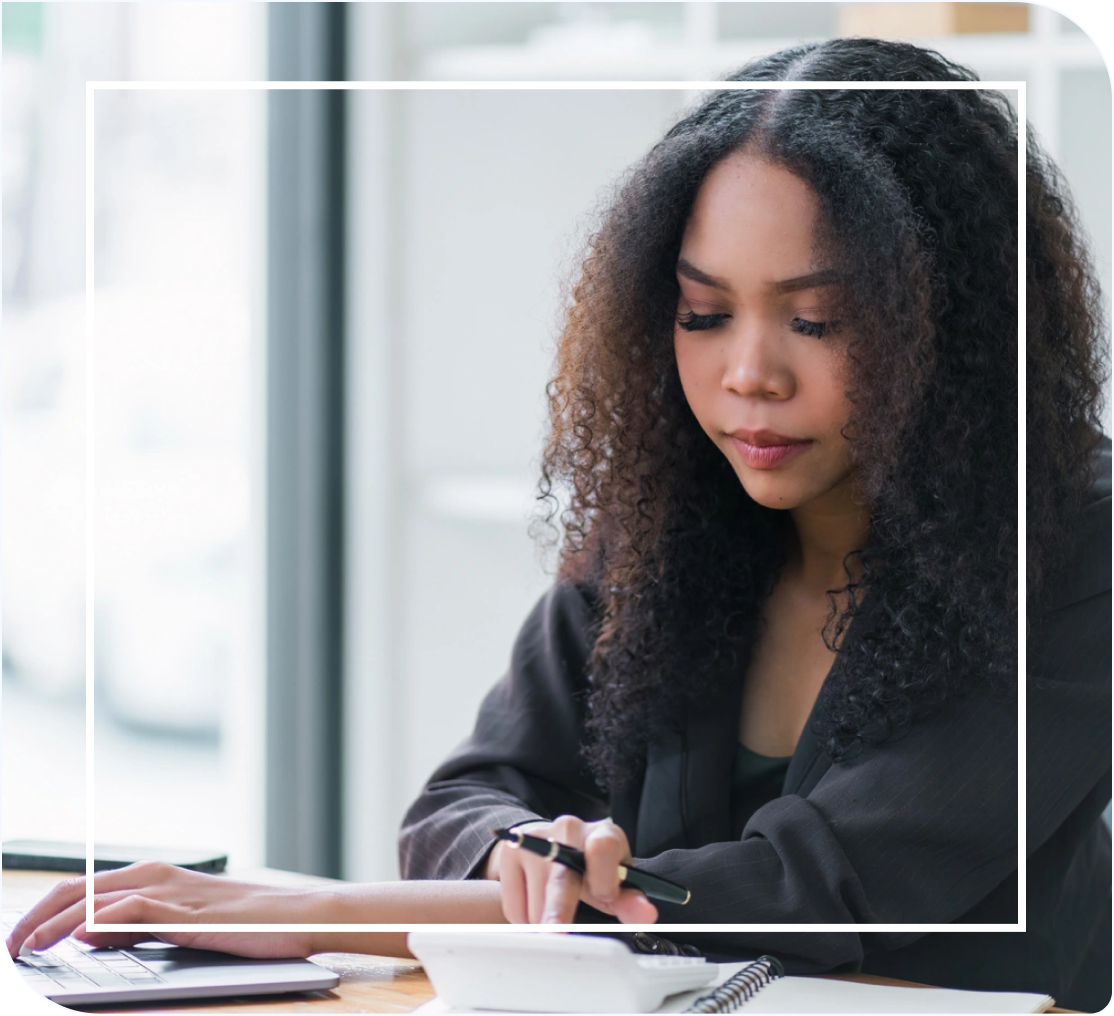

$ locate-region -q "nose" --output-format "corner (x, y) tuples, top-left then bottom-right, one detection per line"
(720, 318), (795, 400)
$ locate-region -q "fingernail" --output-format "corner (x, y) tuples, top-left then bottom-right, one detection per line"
(20, 943), (36, 957)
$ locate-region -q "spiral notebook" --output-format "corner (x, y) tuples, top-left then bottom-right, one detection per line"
(657, 956), (1055, 1014)
(415, 952), (1055, 1014)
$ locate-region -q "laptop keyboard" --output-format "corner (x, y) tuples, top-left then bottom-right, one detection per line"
(4, 911), (166, 993)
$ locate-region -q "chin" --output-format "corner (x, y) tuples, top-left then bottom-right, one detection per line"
(733, 471), (808, 511)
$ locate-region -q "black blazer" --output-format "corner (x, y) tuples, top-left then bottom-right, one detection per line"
(400, 437), (1111, 1011)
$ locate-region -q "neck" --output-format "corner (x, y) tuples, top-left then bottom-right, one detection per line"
(785, 478), (871, 594)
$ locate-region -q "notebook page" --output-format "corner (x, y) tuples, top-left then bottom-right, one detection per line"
(413, 966), (1054, 1014)
(659, 970), (1054, 1014)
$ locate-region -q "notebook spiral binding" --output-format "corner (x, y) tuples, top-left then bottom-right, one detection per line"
(682, 955), (786, 1014)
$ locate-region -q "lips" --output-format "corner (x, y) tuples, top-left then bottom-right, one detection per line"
(727, 428), (811, 447)
(727, 428), (814, 471)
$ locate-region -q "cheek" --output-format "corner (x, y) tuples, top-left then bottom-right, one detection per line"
(674, 334), (714, 404)
(803, 352), (853, 435)
(673, 331), (691, 378)
(674, 337), (710, 432)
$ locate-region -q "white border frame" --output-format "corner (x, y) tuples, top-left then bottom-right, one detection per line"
(86, 79), (1025, 935)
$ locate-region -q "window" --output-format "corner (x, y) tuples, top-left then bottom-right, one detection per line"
(2, 2), (267, 866)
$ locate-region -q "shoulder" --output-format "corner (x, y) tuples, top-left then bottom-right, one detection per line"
(1039, 434), (1111, 615)
(506, 579), (602, 682)
(534, 578), (602, 635)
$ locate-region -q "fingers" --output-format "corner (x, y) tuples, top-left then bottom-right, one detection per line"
(580, 820), (657, 924)
(581, 885), (659, 924)
(533, 815), (588, 924)
(499, 850), (529, 924)
(74, 895), (186, 940)
(5, 864), (193, 957)
(69, 931), (154, 950)
(540, 862), (582, 924)
(90, 860), (179, 889)
(493, 815), (655, 926)
(17, 888), (167, 955)
(5, 861), (191, 958)
(524, 848), (557, 924)
(582, 820), (629, 903)
(500, 849), (563, 925)
(610, 888), (659, 925)
(5, 876), (89, 957)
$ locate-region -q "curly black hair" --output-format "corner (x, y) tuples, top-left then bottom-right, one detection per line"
(537, 37), (1108, 792)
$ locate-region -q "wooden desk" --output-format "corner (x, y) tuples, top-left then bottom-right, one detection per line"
(5, 868), (1075, 1014)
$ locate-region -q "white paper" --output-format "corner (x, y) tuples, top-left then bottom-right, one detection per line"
(415, 961), (1054, 1015)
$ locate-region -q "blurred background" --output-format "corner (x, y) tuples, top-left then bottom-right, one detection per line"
(2, 2), (1110, 882)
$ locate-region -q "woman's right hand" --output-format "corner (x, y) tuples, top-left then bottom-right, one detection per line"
(5, 862), (331, 960)
(484, 816), (659, 925)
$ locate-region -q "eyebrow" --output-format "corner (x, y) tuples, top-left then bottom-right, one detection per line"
(676, 258), (841, 295)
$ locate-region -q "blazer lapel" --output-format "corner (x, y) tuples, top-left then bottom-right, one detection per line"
(783, 706), (830, 797)
(682, 677), (742, 848)
(632, 672), (741, 856)
(633, 728), (687, 856)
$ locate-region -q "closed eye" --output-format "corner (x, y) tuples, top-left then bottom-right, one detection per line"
(790, 317), (837, 339)
(676, 310), (729, 332)
(678, 312), (838, 338)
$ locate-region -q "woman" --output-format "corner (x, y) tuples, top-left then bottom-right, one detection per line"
(8, 37), (1110, 1011)
(399, 36), (1111, 1007)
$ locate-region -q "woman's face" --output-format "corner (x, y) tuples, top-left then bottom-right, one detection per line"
(673, 150), (857, 514)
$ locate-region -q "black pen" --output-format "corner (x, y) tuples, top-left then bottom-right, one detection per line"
(491, 827), (691, 905)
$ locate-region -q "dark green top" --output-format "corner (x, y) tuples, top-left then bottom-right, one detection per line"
(730, 742), (792, 840)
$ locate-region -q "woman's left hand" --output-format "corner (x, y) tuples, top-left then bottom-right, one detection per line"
(5, 862), (332, 960)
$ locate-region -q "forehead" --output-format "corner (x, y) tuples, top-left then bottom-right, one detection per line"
(680, 151), (821, 279)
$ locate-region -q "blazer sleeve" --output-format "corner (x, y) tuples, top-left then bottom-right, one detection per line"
(398, 580), (609, 881)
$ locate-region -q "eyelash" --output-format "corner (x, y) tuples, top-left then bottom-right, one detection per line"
(676, 311), (835, 339)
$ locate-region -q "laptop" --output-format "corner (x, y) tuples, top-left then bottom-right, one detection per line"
(5, 911), (340, 1006)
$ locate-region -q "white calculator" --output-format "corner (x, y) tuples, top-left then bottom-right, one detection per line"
(407, 931), (717, 1013)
